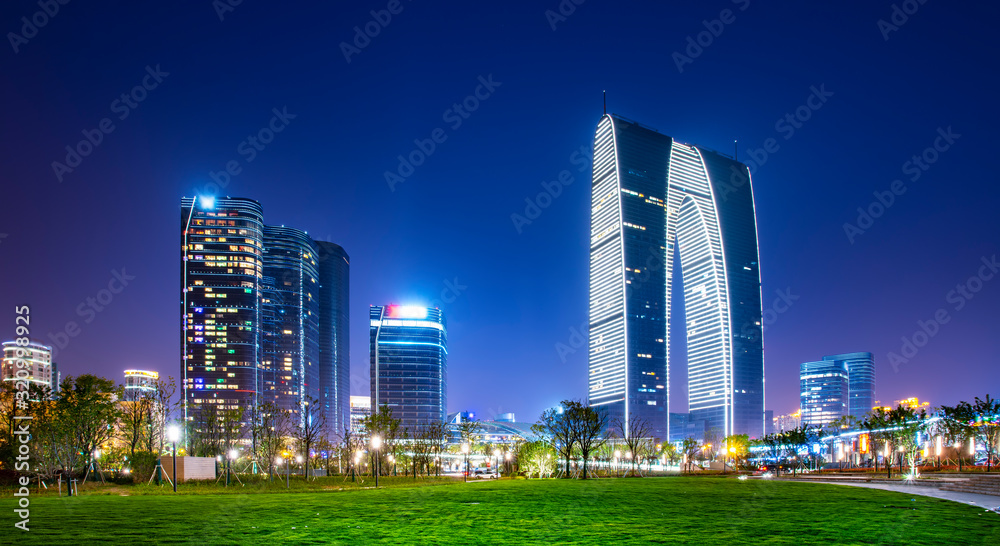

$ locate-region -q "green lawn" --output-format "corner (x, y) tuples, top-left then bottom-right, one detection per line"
(12, 477), (1000, 544)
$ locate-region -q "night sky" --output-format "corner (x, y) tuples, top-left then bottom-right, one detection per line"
(2, 1), (998, 425)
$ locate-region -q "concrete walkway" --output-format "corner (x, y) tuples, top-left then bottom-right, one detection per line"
(814, 480), (1000, 511)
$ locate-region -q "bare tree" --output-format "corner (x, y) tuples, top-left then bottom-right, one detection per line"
(611, 414), (652, 476)
(252, 401), (290, 478)
(564, 400), (608, 479)
(120, 385), (155, 462)
(148, 376), (178, 453)
(293, 396), (326, 479)
(533, 402), (575, 477)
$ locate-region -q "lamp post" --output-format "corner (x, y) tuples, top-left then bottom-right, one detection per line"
(296, 454), (303, 481)
(283, 451), (290, 488)
(166, 425), (181, 492)
(274, 457), (282, 484)
(505, 451), (511, 477)
(352, 451), (360, 482)
(227, 449), (238, 486)
(461, 443), (470, 482)
(372, 435), (382, 488)
(614, 450), (621, 478)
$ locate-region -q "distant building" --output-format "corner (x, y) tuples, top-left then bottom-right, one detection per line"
(495, 412), (516, 423)
(668, 412), (707, 443)
(124, 369), (159, 392)
(800, 359), (849, 427)
(349, 395), (371, 434)
(874, 396), (931, 412)
(370, 305), (447, 430)
(823, 352), (875, 419)
(773, 410), (801, 432)
(315, 241), (350, 438)
(2, 341), (55, 391)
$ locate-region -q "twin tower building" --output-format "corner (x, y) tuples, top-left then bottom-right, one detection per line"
(589, 114), (765, 439)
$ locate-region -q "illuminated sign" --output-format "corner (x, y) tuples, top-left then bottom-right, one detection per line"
(859, 434), (869, 454)
(386, 305), (428, 319)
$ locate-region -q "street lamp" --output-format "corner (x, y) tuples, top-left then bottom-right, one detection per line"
(227, 449), (238, 486)
(505, 451), (511, 477)
(166, 425), (181, 492)
(274, 457), (282, 484)
(282, 451), (291, 488)
(371, 435), (382, 488)
(614, 450), (621, 478)
(353, 451), (361, 482)
(461, 443), (470, 482)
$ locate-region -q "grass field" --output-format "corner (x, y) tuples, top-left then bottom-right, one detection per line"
(12, 477), (1000, 544)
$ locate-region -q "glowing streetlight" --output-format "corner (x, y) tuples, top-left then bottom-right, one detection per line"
(461, 443), (470, 482)
(166, 425), (181, 492)
(372, 435), (383, 487)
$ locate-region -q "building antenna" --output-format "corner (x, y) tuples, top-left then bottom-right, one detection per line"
(603, 90), (606, 115)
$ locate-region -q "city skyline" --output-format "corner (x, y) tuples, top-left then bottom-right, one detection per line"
(3, 2), (998, 425)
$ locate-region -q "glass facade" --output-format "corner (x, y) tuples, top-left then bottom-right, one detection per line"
(370, 305), (447, 430)
(825, 352), (875, 420)
(588, 114), (764, 439)
(124, 369), (158, 392)
(262, 226), (320, 427)
(800, 359), (849, 427)
(181, 196), (263, 428)
(315, 241), (350, 435)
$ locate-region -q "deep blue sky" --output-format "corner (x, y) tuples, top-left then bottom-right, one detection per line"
(2, 1), (998, 423)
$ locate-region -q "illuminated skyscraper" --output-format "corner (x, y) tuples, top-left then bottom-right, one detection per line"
(262, 226), (319, 427)
(370, 305), (447, 429)
(181, 196), (264, 428)
(800, 359), (849, 427)
(829, 352), (875, 419)
(588, 114), (764, 439)
(315, 241), (350, 435)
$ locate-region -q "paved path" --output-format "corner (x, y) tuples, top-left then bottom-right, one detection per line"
(815, 480), (1000, 510)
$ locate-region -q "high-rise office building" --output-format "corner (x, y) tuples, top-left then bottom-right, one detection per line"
(800, 359), (849, 427)
(262, 226), (320, 427)
(124, 369), (159, 392)
(823, 352), (875, 419)
(588, 114), (764, 439)
(370, 305), (447, 430)
(316, 241), (350, 436)
(2, 341), (55, 391)
(181, 196), (264, 428)
(181, 196), (349, 437)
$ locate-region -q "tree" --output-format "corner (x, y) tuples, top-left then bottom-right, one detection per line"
(680, 437), (700, 473)
(564, 401), (609, 479)
(611, 414), (652, 476)
(661, 443), (681, 468)
(252, 401), (290, 479)
(936, 402), (975, 471)
(148, 376), (178, 453)
(533, 404), (574, 477)
(293, 396), (326, 479)
(969, 395), (1000, 472)
(723, 434), (749, 471)
(47, 375), (121, 476)
(119, 384), (155, 462)
(360, 405), (402, 476)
